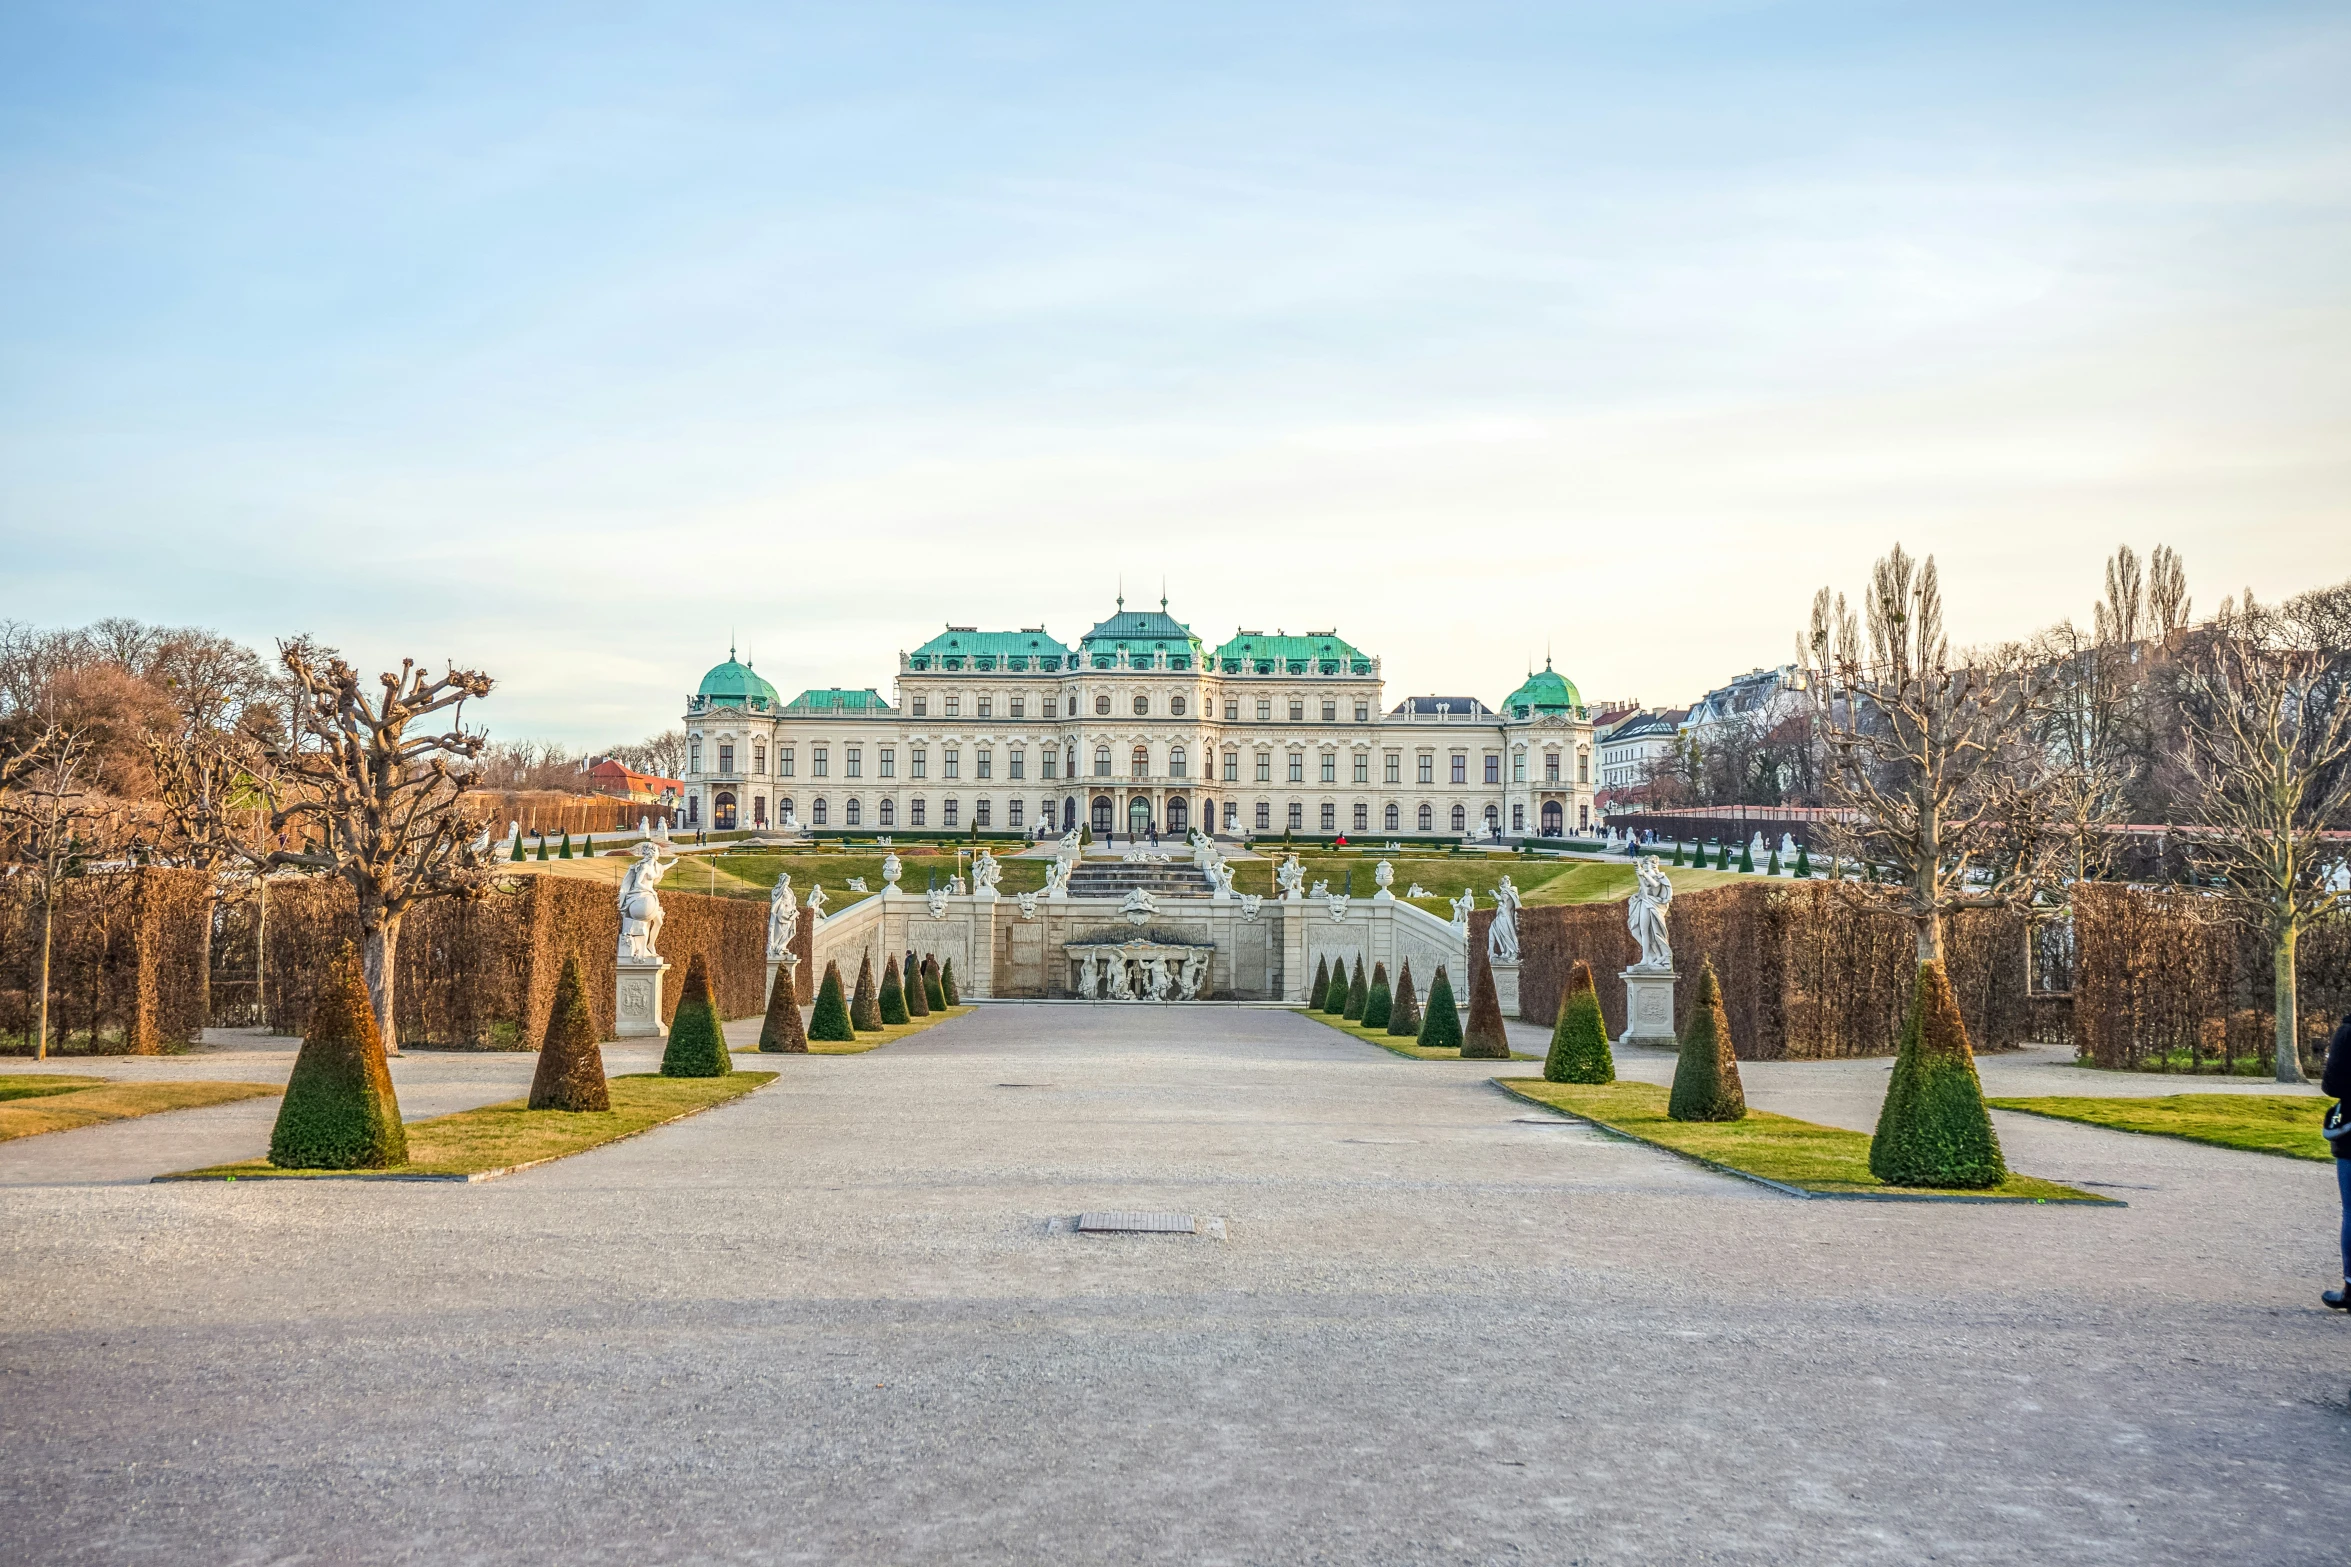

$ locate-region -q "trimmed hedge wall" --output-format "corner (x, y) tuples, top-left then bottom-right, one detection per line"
(0, 867), (211, 1054)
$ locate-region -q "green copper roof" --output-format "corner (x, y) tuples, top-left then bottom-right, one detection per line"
(905, 626), (1070, 671)
(783, 687), (893, 713)
(1076, 602), (1205, 669)
(1501, 662), (1582, 717)
(1211, 630), (1373, 675)
(696, 655), (781, 708)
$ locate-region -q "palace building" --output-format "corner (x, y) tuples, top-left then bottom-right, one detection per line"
(679, 597), (1597, 840)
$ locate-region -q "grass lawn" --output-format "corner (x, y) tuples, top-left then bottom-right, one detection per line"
(161, 1071), (774, 1181)
(735, 1003), (975, 1055)
(1226, 855), (1745, 916)
(1986, 1093), (2335, 1162)
(1304, 1010), (1540, 1062)
(517, 850), (1050, 902)
(1499, 1078), (2106, 1202)
(0, 1078), (280, 1143)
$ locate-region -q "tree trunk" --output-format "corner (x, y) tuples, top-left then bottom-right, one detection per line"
(361, 913), (401, 1056)
(33, 881), (54, 1062)
(255, 877), (268, 1032)
(2274, 922), (2305, 1084)
(1916, 914), (1943, 967)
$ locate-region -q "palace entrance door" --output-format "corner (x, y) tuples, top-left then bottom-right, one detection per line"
(1128, 797), (1153, 837)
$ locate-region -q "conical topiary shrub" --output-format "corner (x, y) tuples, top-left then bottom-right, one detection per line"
(558, 832), (573, 860)
(1344, 956), (1368, 1020)
(1794, 844), (1812, 878)
(1544, 960), (1614, 1084)
(902, 949), (929, 1016)
(661, 953), (733, 1076)
(1310, 955), (1330, 1009)
(1737, 841), (1753, 873)
(879, 955), (909, 1025)
(921, 955), (945, 1011)
(1767, 848), (1781, 876)
(1668, 958), (1745, 1121)
(807, 959), (855, 1042)
(535, 835), (548, 861)
(1362, 962), (1392, 1030)
(850, 951), (882, 1031)
(758, 959), (808, 1052)
(1714, 841), (1729, 871)
(1870, 959), (2007, 1189)
(1388, 960), (1421, 1036)
(268, 946), (407, 1169)
(1323, 959), (1350, 1014)
(583, 835), (595, 857)
(510, 834), (526, 862)
(529, 955), (610, 1110)
(941, 958), (960, 1006)
(1419, 966), (1463, 1050)
(1670, 842), (1684, 867)
(1460, 955), (1511, 1059)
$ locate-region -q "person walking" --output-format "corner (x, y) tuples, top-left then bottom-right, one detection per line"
(2325, 1008), (2351, 1311)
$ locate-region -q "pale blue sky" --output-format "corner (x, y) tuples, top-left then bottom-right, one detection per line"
(4, 3), (2346, 744)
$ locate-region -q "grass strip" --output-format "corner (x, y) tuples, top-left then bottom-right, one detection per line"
(160, 1072), (773, 1182)
(1306, 1011), (1540, 1062)
(0, 1073), (109, 1103)
(1986, 1093), (2334, 1163)
(737, 1004), (974, 1055)
(1498, 1078), (2108, 1203)
(1, 1080), (280, 1143)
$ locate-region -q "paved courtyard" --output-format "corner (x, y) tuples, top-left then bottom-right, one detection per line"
(3, 1005), (2348, 1565)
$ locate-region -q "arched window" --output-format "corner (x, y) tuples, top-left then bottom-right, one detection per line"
(1384, 803), (1399, 831)
(1132, 695), (1148, 716)
(811, 798), (828, 826)
(777, 798), (793, 824)
(879, 799), (895, 827)
(1095, 745), (1112, 777)
(1417, 804), (1432, 831)
(714, 791), (738, 830)
(845, 798), (862, 827)
(1131, 745), (1149, 779)
(1484, 805), (1499, 831)
(1450, 804), (1465, 832)
(1170, 696), (1186, 716)
(1092, 795), (1114, 832)
(1096, 694), (1111, 715)
(1169, 746), (1186, 778)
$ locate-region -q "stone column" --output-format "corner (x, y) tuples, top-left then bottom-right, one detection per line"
(966, 889), (999, 998)
(1618, 969), (1678, 1047)
(1489, 959), (1520, 1018)
(616, 958), (670, 1039)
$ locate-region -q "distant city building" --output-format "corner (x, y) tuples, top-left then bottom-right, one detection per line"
(676, 597), (1598, 838)
(1681, 663), (1810, 737)
(1599, 708), (1688, 795)
(579, 757), (683, 806)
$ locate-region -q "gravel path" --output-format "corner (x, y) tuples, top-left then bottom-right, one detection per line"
(3, 1006), (2346, 1564)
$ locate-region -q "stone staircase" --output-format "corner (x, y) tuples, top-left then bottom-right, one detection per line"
(1064, 860), (1215, 899)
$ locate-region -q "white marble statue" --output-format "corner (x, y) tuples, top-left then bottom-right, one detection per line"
(926, 888), (949, 919)
(467, 822), (493, 858)
(1044, 857), (1073, 898)
(1749, 831), (1768, 865)
(1629, 855), (1674, 972)
(1326, 894), (1352, 922)
(1057, 826), (1082, 857)
(971, 849), (1002, 892)
(1373, 860), (1395, 897)
(1237, 892), (1263, 920)
(876, 835), (893, 848)
(779, 806), (800, 832)
(1106, 957), (1132, 999)
(1015, 891), (1039, 919)
(1308, 879), (1330, 900)
(635, 816), (649, 840)
(1144, 961), (1169, 1001)
(1212, 862), (1237, 899)
(882, 852), (903, 887)
(1121, 887), (1157, 926)
(805, 883), (829, 921)
(1276, 855), (1305, 900)
(1178, 953), (1206, 1000)
(947, 874), (967, 895)
(765, 872), (796, 959)
(1779, 832), (1799, 860)
(1076, 957), (1100, 999)
(1488, 875), (1523, 963)
(846, 877), (868, 893)
(1406, 883), (1431, 899)
(1449, 888), (1475, 936)
(618, 841), (678, 963)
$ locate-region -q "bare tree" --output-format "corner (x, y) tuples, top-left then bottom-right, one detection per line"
(1803, 546), (2059, 964)
(261, 647), (496, 1049)
(2170, 596), (2351, 1082)
(0, 727), (120, 1060)
(2148, 545), (2192, 639)
(608, 729), (689, 780)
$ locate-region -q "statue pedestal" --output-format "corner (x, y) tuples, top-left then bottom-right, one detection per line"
(1618, 968), (1678, 1047)
(1489, 959), (1520, 1017)
(616, 958), (670, 1039)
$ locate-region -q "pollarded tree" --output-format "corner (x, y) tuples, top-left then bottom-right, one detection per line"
(529, 955), (610, 1111)
(850, 951), (882, 1030)
(1387, 960), (1422, 1037)
(260, 646), (497, 1051)
(1544, 960), (1614, 1084)
(1418, 966), (1461, 1049)
(2170, 593), (2351, 1082)
(0, 724), (121, 1060)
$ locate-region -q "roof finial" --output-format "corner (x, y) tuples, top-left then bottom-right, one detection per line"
(1117, 574), (1124, 614)
(1160, 575), (1168, 613)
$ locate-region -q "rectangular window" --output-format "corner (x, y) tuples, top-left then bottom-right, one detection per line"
(1008, 749), (1025, 780)
(911, 798), (927, 827)
(943, 798), (960, 828)
(1483, 755), (1499, 785)
(1320, 803), (1336, 830)
(1579, 752), (1590, 784)
(1352, 803), (1368, 832)
(977, 748), (993, 780)
(1257, 700), (1272, 721)
(1321, 701), (1337, 722)
(1384, 753), (1400, 785)
(1512, 803), (1525, 832)
(779, 748), (794, 778)
(752, 744), (766, 775)
(1255, 801), (1271, 830)
(1009, 798), (1024, 827)
(1450, 755), (1467, 785)
(810, 746), (826, 778)
(1042, 748), (1058, 779)
(718, 742), (735, 774)
(688, 740), (702, 773)
(1545, 753), (1560, 783)
(1319, 754), (1336, 784)
(912, 698), (927, 718)
(847, 748), (863, 779)
(911, 747), (927, 780)
(944, 748), (961, 780)
(1513, 754), (1525, 784)
(1288, 802), (1303, 830)
(976, 798), (992, 828)
(1354, 704), (1369, 723)
(977, 698), (992, 719)
(946, 697), (960, 717)
(1289, 701), (1305, 722)
(1225, 701), (1239, 720)
(1287, 754), (1304, 784)
(1010, 697), (1024, 719)
(879, 748), (896, 779)
(1417, 755), (1433, 785)
(1043, 697), (1057, 719)
(1223, 752), (1238, 782)
(1255, 753), (1272, 783)
(1352, 754), (1368, 785)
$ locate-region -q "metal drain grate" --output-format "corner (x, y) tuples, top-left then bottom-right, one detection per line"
(1076, 1211), (1195, 1234)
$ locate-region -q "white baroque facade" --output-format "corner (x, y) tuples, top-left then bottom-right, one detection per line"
(678, 598), (1597, 841)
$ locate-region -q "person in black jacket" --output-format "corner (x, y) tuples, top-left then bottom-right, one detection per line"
(2324, 1010), (2351, 1311)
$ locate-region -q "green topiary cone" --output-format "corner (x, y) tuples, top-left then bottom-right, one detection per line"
(940, 958), (959, 1006)
(1361, 962), (1392, 1030)
(902, 949), (930, 1016)
(1668, 958), (1745, 1121)
(1794, 844), (1812, 878)
(807, 959), (855, 1042)
(536, 836), (548, 861)
(758, 958), (808, 1052)
(1323, 959), (1350, 1014)
(1419, 966), (1463, 1050)
(1870, 959), (2007, 1189)
(1737, 841), (1753, 873)
(921, 955), (945, 1011)
(1387, 960), (1421, 1036)
(510, 834), (526, 862)
(660, 953), (732, 1076)
(1767, 848), (1781, 876)
(1544, 960), (1614, 1084)
(878, 955), (909, 1025)
(1343, 956), (1368, 1020)
(583, 835), (595, 857)
(1310, 955), (1330, 1008)
(1670, 842), (1684, 867)
(529, 955), (610, 1110)
(268, 946), (407, 1169)
(1460, 954), (1512, 1059)
(849, 951), (883, 1030)
(558, 832), (573, 859)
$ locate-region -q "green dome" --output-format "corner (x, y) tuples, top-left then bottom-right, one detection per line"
(1502, 662), (1581, 717)
(696, 654), (781, 708)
